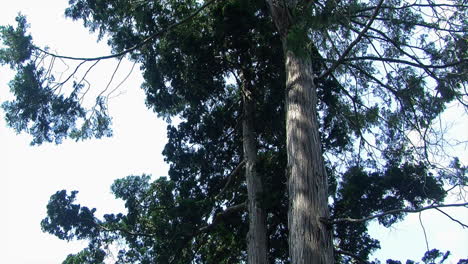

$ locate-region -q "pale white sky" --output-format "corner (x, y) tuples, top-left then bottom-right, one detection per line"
(0, 1), (466, 264)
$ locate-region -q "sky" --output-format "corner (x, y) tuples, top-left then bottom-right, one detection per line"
(0, 1), (466, 264)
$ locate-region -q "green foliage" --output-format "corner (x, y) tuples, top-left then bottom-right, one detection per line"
(384, 249), (451, 264)
(1, 0), (467, 263)
(41, 190), (99, 241)
(332, 164), (446, 260)
(0, 17), (112, 144)
(0, 15), (33, 67)
(62, 248), (106, 264)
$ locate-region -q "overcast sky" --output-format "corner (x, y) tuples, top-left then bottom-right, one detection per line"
(0, 1), (466, 264)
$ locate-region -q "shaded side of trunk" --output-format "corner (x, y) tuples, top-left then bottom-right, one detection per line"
(267, 1), (335, 263)
(241, 70), (268, 264)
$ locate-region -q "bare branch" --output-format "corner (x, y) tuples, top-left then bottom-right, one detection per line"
(419, 212), (430, 252)
(435, 207), (468, 228)
(325, 202), (468, 224)
(107, 60), (138, 100)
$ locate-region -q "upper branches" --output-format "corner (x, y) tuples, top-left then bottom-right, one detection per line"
(325, 202), (468, 226)
(33, 0), (220, 61)
(0, 0), (223, 145)
(311, 0), (467, 174)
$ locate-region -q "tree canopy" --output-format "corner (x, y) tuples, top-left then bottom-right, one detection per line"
(1, 0), (467, 263)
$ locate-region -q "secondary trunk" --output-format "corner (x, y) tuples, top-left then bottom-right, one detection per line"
(267, 1), (335, 263)
(241, 70), (268, 264)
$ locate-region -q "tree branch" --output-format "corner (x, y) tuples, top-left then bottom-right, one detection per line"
(198, 202), (246, 233)
(98, 223), (155, 238)
(33, 0), (220, 61)
(319, 0), (384, 79)
(324, 202), (468, 224)
(435, 207), (468, 228)
(343, 56), (467, 69)
(215, 160), (246, 200)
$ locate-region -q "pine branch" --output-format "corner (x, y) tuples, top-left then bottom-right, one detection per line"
(33, 0), (220, 61)
(324, 202), (468, 225)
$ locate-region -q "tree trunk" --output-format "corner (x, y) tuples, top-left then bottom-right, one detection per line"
(241, 70), (269, 264)
(284, 48), (334, 264)
(267, 1), (335, 263)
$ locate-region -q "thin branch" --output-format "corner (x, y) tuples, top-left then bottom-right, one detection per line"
(325, 202), (468, 224)
(319, 0), (384, 79)
(51, 60), (87, 91)
(107, 60), (138, 100)
(419, 212), (430, 252)
(97, 56), (124, 100)
(32, 0), (220, 61)
(347, 21), (439, 80)
(435, 207), (468, 228)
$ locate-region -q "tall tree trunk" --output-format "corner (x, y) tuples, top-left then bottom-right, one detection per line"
(284, 48), (334, 264)
(241, 70), (268, 264)
(267, 1), (335, 263)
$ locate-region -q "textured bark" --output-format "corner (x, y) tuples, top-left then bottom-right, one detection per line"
(241, 70), (268, 264)
(284, 49), (334, 264)
(267, 1), (335, 263)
